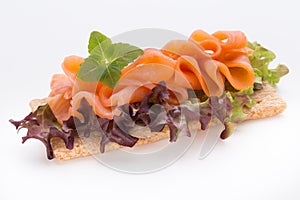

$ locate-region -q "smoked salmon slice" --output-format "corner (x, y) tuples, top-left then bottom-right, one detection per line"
(47, 30), (255, 124)
(190, 30), (254, 91)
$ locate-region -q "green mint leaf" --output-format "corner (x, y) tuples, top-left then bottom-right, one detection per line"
(88, 31), (111, 53)
(77, 31), (144, 88)
(99, 64), (121, 88)
(77, 54), (106, 82)
(90, 40), (113, 64)
(107, 43), (144, 68)
(248, 41), (289, 86)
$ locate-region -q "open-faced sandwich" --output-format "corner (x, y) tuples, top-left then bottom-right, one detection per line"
(10, 29), (289, 160)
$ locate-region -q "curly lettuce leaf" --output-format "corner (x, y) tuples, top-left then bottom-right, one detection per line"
(226, 92), (248, 122)
(226, 85), (255, 123)
(9, 105), (75, 159)
(223, 41), (290, 130)
(75, 98), (139, 153)
(115, 81), (233, 142)
(10, 82), (237, 159)
(248, 41), (289, 86)
(10, 99), (140, 159)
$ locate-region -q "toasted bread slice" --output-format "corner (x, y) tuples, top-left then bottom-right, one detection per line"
(51, 83), (287, 160)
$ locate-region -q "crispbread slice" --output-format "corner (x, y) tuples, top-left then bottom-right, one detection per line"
(51, 127), (170, 160)
(52, 83), (287, 160)
(244, 83), (286, 120)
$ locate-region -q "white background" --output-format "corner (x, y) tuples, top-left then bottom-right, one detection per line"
(1, 0), (299, 199)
